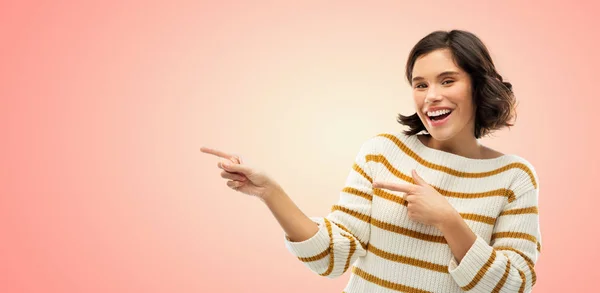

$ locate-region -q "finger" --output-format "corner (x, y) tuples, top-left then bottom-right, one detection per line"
(200, 146), (239, 161)
(411, 169), (428, 186)
(217, 160), (238, 169)
(404, 194), (414, 203)
(231, 155), (242, 164)
(221, 162), (253, 176)
(221, 170), (247, 181)
(373, 181), (415, 193)
(217, 160), (243, 173)
(227, 180), (245, 189)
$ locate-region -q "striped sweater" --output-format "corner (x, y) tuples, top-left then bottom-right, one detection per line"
(284, 132), (541, 293)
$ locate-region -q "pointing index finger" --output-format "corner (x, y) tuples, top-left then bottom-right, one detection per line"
(200, 146), (239, 162)
(373, 182), (415, 193)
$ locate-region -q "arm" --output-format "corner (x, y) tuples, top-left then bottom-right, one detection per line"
(276, 138), (377, 278)
(437, 210), (477, 264)
(263, 187), (319, 242)
(445, 188), (541, 292)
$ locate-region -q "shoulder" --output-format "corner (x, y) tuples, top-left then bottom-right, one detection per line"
(502, 154), (539, 195)
(352, 131), (410, 160)
(365, 131), (413, 149)
(358, 131), (416, 156)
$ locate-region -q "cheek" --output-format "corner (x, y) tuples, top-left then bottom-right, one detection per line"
(412, 93), (426, 119)
(457, 100), (476, 122)
(412, 92), (425, 107)
(449, 86), (474, 110)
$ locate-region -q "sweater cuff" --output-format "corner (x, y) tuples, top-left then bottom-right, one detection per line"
(448, 235), (494, 287)
(284, 217), (331, 258)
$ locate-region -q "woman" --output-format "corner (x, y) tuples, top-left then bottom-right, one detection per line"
(201, 30), (541, 293)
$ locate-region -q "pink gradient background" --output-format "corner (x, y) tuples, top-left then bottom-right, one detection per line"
(1, 1), (598, 292)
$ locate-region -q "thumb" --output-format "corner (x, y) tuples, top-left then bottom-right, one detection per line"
(411, 169), (428, 186)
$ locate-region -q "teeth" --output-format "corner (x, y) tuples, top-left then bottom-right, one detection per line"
(427, 109), (451, 117)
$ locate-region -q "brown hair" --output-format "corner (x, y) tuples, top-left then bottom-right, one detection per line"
(397, 30), (516, 139)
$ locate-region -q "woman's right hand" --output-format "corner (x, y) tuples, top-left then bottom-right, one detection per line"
(200, 146), (282, 202)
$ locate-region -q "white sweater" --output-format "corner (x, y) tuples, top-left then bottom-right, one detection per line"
(284, 132), (541, 293)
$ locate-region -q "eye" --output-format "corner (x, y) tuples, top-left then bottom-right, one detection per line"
(414, 83), (427, 89)
(442, 79), (455, 85)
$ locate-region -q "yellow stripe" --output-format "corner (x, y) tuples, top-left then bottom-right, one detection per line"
(376, 133), (538, 188)
(331, 205), (371, 223)
(368, 244), (448, 273)
(319, 218), (335, 276)
(352, 266), (433, 293)
(492, 232), (537, 245)
(298, 249), (329, 262)
(374, 188), (408, 205)
(499, 206), (538, 216)
(462, 250), (496, 290)
(353, 163), (372, 183)
(496, 251), (529, 292)
(537, 242), (542, 253)
(367, 154), (517, 202)
(342, 186), (372, 201)
(518, 269), (526, 293)
(374, 188), (497, 225)
(371, 217), (447, 243)
(492, 259), (511, 293)
(329, 219), (368, 251)
(460, 213), (496, 225)
(341, 233), (357, 274)
(495, 246), (536, 286)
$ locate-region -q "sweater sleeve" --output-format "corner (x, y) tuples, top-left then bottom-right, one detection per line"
(283, 138), (376, 278)
(448, 186), (541, 292)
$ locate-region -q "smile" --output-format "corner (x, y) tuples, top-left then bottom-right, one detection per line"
(426, 110), (453, 126)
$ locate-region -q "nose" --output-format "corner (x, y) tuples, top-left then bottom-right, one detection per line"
(424, 85), (442, 104)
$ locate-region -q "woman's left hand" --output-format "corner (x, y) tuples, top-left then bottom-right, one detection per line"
(373, 170), (457, 229)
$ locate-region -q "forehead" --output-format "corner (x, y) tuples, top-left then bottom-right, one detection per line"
(412, 49), (463, 77)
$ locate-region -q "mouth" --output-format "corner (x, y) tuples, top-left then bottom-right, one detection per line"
(426, 109), (453, 126)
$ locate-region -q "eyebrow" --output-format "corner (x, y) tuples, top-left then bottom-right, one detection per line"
(412, 71), (460, 83)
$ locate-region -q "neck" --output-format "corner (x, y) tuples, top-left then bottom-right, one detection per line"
(423, 130), (483, 159)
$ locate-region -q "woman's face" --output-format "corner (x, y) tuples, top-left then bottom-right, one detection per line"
(411, 48), (476, 141)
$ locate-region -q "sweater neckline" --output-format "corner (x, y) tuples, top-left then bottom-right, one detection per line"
(408, 134), (510, 165)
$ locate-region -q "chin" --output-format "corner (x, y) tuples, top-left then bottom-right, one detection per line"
(420, 113), (467, 142)
(427, 130), (455, 141)
(423, 124), (458, 141)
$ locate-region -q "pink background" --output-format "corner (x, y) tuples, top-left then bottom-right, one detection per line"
(1, 1), (598, 292)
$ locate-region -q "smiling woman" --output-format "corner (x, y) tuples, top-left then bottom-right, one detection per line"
(282, 30), (540, 293)
(399, 30), (516, 144)
(201, 30), (541, 293)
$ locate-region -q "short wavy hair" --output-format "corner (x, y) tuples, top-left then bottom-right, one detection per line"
(397, 30), (516, 139)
